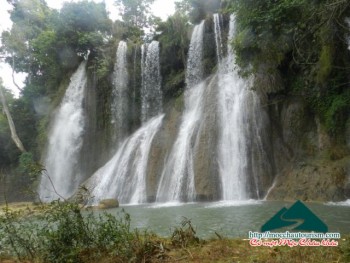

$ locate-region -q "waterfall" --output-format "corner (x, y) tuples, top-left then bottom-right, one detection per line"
(156, 20), (206, 202)
(141, 41), (162, 123)
(213, 13), (224, 63)
(39, 61), (87, 201)
(88, 114), (164, 204)
(216, 14), (270, 200)
(130, 45), (139, 130)
(111, 41), (129, 143)
(185, 21), (206, 88)
(85, 41), (163, 205)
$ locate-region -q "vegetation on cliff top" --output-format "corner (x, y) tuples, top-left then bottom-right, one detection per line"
(226, 0), (350, 136)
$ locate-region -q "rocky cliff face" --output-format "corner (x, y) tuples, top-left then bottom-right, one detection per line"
(142, 78), (350, 202)
(267, 98), (350, 201)
(146, 98), (182, 202)
(145, 74), (221, 201)
(192, 75), (221, 201)
(79, 15), (350, 203)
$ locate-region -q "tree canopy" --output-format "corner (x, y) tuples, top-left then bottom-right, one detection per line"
(0, 0), (114, 171)
(115, 0), (155, 28)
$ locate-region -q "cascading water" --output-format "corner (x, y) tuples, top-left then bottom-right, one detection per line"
(216, 14), (270, 200)
(88, 114), (164, 204)
(84, 41), (164, 205)
(213, 13), (224, 63)
(141, 41), (162, 123)
(39, 61), (87, 201)
(185, 21), (206, 88)
(111, 41), (129, 143)
(156, 20), (206, 202)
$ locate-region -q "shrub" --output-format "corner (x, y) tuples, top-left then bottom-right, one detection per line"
(0, 201), (162, 262)
(171, 217), (200, 248)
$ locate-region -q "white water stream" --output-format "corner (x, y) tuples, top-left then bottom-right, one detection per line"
(39, 61), (87, 201)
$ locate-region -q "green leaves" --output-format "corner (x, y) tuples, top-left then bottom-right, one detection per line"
(0, 0), (114, 170)
(155, 12), (189, 99)
(229, 0), (350, 135)
(18, 152), (43, 180)
(0, 202), (158, 263)
(59, 1), (111, 32)
(55, 1), (112, 59)
(115, 0), (156, 29)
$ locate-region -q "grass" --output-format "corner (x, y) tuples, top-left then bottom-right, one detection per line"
(1, 237), (345, 263)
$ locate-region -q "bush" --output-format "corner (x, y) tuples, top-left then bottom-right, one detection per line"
(171, 217), (200, 248)
(0, 201), (162, 263)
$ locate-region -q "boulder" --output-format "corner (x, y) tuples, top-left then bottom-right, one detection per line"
(98, 199), (119, 209)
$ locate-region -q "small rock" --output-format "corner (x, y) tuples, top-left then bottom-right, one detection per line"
(98, 199), (119, 209)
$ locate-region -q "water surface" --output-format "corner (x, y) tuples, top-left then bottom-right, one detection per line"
(100, 201), (350, 238)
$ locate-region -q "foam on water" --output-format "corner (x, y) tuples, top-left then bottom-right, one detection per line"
(204, 200), (263, 208)
(327, 199), (350, 206)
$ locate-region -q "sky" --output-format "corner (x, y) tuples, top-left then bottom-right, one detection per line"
(0, 0), (176, 97)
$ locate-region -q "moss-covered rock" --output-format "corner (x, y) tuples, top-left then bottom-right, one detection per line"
(98, 198), (119, 209)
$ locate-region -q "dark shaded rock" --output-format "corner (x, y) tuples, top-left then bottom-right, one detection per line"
(344, 182), (350, 199)
(346, 116), (350, 150)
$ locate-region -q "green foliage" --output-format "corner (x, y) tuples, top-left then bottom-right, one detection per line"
(18, 152), (43, 180)
(232, 0), (308, 72)
(57, 1), (112, 57)
(230, 0), (350, 135)
(171, 217), (199, 248)
(165, 70), (186, 99)
(59, 1), (110, 32)
(156, 12), (189, 100)
(0, 0), (114, 170)
(115, 0), (156, 30)
(0, 201), (162, 262)
(2, 0), (53, 73)
(95, 55), (113, 79)
(176, 0), (221, 24)
(0, 87), (20, 167)
(324, 94), (350, 135)
(340, 236), (350, 262)
(31, 30), (58, 70)
(316, 45), (333, 84)
(9, 96), (38, 153)
(2, 0), (112, 83)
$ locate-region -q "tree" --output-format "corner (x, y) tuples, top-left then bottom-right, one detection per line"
(54, 1), (112, 60)
(0, 86), (22, 168)
(175, 0), (221, 24)
(0, 82), (26, 153)
(115, 0), (155, 28)
(1, 0), (53, 78)
(155, 11), (190, 99)
(230, 0), (350, 134)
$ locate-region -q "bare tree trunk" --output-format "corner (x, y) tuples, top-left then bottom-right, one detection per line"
(11, 56), (23, 92)
(0, 85), (26, 153)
